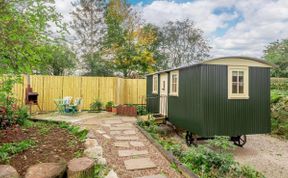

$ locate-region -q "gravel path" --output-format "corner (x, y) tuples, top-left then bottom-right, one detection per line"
(233, 135), (288, 178)
(80, 115), (183, 178)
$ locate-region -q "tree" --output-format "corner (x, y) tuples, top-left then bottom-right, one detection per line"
(70, 0), (109, 76)
(0, 0), (65, 95)
(103, 0), (158, 77)
(158, 19), (211, 69)
(37, 44), (77, 76)
(264, 39), (288, 77)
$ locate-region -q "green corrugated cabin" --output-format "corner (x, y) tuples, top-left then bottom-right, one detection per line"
(146, 56), (274, 146)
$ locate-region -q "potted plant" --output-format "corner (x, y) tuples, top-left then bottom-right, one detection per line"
(89, 99), (103, 113)
(112, 105), (117, 113)
(105, 101), (114, 112)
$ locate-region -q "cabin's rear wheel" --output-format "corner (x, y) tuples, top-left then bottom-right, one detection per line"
(185, 131), (194, 146)
(231, 135), (247, 147)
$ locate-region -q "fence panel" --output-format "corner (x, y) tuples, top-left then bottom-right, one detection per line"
(42, 76), (63, 111)
(81, 77), (99, 110)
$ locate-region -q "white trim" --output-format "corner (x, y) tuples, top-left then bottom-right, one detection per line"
(228, 66), (249, 99)
(204, 58), (272, 68)
(169, 70), (179, 96)
(152, 74), (158, 94)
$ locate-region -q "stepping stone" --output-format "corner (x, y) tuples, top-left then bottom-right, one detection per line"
(101, 123), (111, 127)
(130, 141), (145, 147)
(123, 130), (136, 135)
(121, 117), (136, 122)
(25, 163), (66, 178)
(0, 165), (20, 178)
(96, 130), (106, 134)
(110, 131), (122, 135)
(110, 127), (132, 131)
(124, 158), (156, 170)
(114, 141), (130, 148)
(137, 175), (167, 178)
(67, 157), (95, 178)
(103, 134), (111, 139)
(115, 123), (133, 127)
(105, 120), (123, 124)
(118, 150), (148, 157)
(115, 136), (139, 141)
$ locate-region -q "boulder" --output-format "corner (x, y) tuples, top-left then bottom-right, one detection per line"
(0, 165), (19, 178)
(104, 170), (118, 178)
(67, 157), (95, 178)
(84, 146), (103, 159)
(84, 139), (98, 149)
(96, 157), (107, 165)
(87, 130), (97, 139)
(25, 163), (66, 178)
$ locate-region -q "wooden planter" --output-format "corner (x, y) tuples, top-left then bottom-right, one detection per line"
(106, 106), (112, 112)
(116, 105), (137, 117)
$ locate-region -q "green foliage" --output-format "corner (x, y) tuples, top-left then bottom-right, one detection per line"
(271, 78), (288, 90)
(207, 136), (235, 153)
(15, 106), (30, 126)
(0, 140), (35, 163)
(264, 39), (288, 77)
(106, 101), (114, 108)
(90, 100), (103, 112)
(136, 105), (148, 115)
(94, 164), (110, 178)
(58, 122), (88, 141)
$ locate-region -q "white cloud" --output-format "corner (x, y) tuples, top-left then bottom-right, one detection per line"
(136, 0), (288, 58)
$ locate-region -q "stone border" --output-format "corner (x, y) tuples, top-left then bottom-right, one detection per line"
(136, 125), (199, 178)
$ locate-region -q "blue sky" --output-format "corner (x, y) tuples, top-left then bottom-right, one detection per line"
(55, 0), (288, 57)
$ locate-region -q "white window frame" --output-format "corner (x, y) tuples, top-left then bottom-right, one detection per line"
(152, 74), (158, 94)
(228, 66), (249, 99)
(169, 70), (179, 96)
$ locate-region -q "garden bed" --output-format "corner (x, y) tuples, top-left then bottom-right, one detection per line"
(0, 121), (86, 176)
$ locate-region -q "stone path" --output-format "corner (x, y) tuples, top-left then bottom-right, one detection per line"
(79, 115), (183, 178)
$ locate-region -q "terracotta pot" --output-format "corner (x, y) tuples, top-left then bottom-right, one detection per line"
(112, 107), (117, 113)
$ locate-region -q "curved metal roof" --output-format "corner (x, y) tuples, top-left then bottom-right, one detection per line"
(147, 56), (276, 76)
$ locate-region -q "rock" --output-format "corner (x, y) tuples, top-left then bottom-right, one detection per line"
(104, 170), (118, 178)
(156, 125), (174, 136)
(67, 157), (95, 178)
(25, 163), (66, 178)
(0, 165), (20, 178)
(84, 146), (103, 159)
(87, 130), (97, 139)
(96, 157), (107, 165)
(84, 139), (98, 149)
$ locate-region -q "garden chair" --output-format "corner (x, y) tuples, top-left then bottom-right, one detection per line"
(54, 99), (65, 114)
(67, 98), (82, 114)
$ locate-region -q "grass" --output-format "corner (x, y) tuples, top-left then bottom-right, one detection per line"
(58, 122), (88, 141)
(0, 140), (35, 163)
(94, 164), (110, 178)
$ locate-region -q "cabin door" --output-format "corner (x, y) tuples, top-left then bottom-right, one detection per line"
(159, 73), (168, 117)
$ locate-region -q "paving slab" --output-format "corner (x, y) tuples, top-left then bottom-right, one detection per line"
(101, 123), (111, 127)
(113, 141), (130, 148)
(110, 127), (133, 131)
(105, 120), (123, 124)
(123, 130), (136, 135)
(118, 150), (148, 157)
(96, 130), (106, 134)
(114, 123), (134, 127)
(130, 141), (145, 147)
(124, 158), (156, 170)
(115, 136), (139, 141)
(136, 174), (167, 178)
(120, 117), (137, 122)
(110, 131), (122, 135)
(103, 134), (111, 139)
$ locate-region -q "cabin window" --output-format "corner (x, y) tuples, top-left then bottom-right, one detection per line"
(152, 74), (158, 94)
(170, 70), (179, 96)
(228, 66), (249, 99)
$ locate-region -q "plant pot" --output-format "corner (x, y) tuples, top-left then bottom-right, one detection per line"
(106, 106), (112, 112)
(112, 107), (117, 113)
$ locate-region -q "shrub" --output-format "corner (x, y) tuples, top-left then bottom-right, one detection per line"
(59, 122), (88, 141)
(105, 101), (114, 108)
(136, 105), (148, 115)
(90, 100), (103, 112)
(15, 106), (30, 126)
(271, 78), (288, 90)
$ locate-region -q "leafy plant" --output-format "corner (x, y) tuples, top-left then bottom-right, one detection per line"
(15, 106), (30, 126)
(136, 105), (148, 115)
(94, 164), (110, 178)
(58, 122), (88, 141)
(207, 136), (235, 153)
(106, 101), (114, 108)
(90, 100), (103, 112)
(0, 140), (35, 162)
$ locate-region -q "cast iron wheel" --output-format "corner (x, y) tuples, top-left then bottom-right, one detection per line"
(231, 135), (247, 147)
(185, 131), (194, 146)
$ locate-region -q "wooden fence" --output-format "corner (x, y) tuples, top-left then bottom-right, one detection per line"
(12, 75), (146, 112)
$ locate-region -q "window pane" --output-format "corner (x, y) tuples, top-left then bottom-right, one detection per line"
(232, 83), (237, 93)
(239, 71), (244, 76)
(239, 82), (244, 93)
(232, 71), (237, 82)
(239, 75), (243, 83)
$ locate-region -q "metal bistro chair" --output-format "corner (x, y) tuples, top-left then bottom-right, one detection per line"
(67, 98), (82, 114)
(54, 99), (65, 114)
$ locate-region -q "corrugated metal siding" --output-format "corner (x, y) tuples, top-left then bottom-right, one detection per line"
(146, 75), (159, 113)
(201, 65), (271, 136)
(168, 66), (203, 134)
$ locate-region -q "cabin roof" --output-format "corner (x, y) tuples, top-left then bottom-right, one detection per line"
(147, 56), (276, 76)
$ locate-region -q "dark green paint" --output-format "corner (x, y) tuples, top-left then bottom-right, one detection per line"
(146, 64), (271, 137)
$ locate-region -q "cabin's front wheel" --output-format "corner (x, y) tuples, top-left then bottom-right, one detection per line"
(231, 135), (247, 147)
(185, 131), (194, 146)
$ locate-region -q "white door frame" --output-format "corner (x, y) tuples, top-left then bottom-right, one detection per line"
(159, 73), (168, 116)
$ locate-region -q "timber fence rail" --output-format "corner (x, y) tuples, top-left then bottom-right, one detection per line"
(12, 75), (146, 112)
